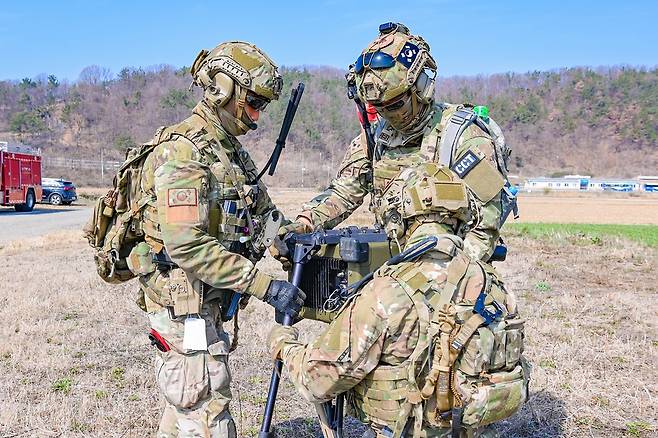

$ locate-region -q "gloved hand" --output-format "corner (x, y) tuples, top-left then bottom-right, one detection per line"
(278, 218), (313, 236)
(268, 324), (300, 360)
(268, 218), (313, 271)
(264, 280), (306, 318)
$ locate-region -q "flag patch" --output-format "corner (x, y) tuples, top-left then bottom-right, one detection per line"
(168, 188), (198, 206)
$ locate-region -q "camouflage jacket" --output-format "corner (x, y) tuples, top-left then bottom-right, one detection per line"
(273, 239), (526, 434)
(299, 103), (507, 261)
(136, 102), (276, 306)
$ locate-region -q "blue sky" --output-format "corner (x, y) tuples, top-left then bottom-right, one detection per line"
(1, 0), (656, 82)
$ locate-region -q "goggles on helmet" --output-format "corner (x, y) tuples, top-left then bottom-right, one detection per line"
(354, 41), (421, 75)
(354, 51), (396, 74)
(245, 92), (270, 111)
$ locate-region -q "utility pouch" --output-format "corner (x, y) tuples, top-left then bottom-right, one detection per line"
(127, 242), (157, 275)
(458, 327), (495, 376)
(457, 363), (529, 428)
(170, 269), (202, 316)
(83, 192), (115, 248)
(503, 318), (525, 370)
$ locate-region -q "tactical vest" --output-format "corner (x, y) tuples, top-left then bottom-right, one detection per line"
(133, 113), (268, 311)
(351, 238), (529, 437)
(370, 104), (507, 226)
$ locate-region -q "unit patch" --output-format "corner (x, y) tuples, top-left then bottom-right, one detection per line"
(452, 151), (482, 179)
(396, 42), (420, 68)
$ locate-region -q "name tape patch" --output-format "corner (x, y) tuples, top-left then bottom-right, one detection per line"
(452, 150), (481, 178)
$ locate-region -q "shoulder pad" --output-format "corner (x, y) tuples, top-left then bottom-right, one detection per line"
(339, 135), (369, 169)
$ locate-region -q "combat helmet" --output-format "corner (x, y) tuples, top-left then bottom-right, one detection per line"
(350, 23), (437, 132)
(377, 163), (472, 244)
(190, 41), (283, 134)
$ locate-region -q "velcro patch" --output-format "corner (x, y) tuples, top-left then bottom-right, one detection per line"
(168, 188), (198, 207)
(396, 42), (420, 68)
(452, 150), (481, 178)
(166, 189), (199, 223)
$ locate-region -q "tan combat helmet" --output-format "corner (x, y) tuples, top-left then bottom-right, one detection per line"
(377, 163), (472, 244)
(190, 41), (283, 134)
(350, 22), (437, 132)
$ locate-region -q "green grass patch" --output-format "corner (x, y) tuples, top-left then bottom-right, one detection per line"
(534, 281), (552, 292)
(626, 421), (652, 437)
(506, 223), (658, 248)
(52, 377), (73, 394)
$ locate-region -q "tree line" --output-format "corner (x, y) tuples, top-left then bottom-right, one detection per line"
(0, 64), (656, 186)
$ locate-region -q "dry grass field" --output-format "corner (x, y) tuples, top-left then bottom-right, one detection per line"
(1, 191), (657, 437)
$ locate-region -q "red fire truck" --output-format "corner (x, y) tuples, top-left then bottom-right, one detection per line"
(0, 142), (42, 212)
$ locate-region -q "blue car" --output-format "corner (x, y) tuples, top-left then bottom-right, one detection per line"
(42, 178), (78, 205)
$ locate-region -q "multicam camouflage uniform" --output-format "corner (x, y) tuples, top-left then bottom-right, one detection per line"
(296, 24), (510, 262)
(130, 42), (284, 437)
(271, 23), (525, 437)
(270, 164), (529, 437)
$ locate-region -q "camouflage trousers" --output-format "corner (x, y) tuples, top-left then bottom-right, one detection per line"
(147, 297), (236, 438)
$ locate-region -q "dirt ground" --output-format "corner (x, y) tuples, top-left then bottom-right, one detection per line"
(0, 193), (657, 437)
(515, 196), (658, 225)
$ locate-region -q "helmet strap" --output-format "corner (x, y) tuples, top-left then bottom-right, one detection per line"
(234, 84), (247, 124)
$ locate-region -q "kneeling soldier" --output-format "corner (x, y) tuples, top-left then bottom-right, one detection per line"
(269, 163), (529, 437)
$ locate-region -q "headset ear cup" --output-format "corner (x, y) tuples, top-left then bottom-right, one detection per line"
(415, 70), (435, 104)
(206, 71), (235, 107)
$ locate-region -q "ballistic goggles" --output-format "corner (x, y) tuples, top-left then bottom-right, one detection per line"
(354, 41), (421, 75)
(245, 92), (270, 111)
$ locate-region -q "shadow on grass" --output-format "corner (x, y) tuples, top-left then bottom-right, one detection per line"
(273, 415), (368, 438)
(496, 390), (568, 437)
(270, 392), (566, 438)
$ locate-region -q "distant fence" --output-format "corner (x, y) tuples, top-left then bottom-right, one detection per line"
(41, 157), (122, 185)
(40, 153), (340, 188)
(42, 157), (121, 171)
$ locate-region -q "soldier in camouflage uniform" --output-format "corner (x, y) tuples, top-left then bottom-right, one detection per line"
(131, 42), (305, 437)
(281, 23), (512, 262)
(269, 163), (529, 437)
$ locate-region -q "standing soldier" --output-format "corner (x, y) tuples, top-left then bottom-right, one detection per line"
(269, 163), (529, 437)
(127, 42), (305, 437)
(279, 23), (513, 262)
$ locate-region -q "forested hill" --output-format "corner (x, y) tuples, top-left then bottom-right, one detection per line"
(0, 65), (656, 187)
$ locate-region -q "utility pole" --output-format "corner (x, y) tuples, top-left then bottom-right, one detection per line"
(100, 147), (104, 185)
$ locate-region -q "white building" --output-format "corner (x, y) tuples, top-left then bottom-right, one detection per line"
(524, 176), (651, 192)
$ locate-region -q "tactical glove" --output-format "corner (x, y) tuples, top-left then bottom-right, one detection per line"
(264, 280), (306, 318)
(268, 218), (313, 271)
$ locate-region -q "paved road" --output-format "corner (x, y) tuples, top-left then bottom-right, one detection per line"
(0, 204), (92, 245)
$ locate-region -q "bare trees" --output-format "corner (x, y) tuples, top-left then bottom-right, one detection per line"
(0, 64), (656, 185)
